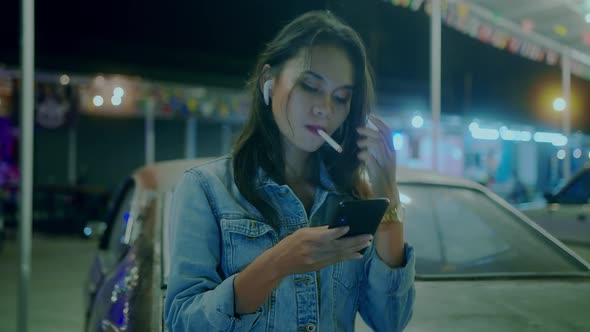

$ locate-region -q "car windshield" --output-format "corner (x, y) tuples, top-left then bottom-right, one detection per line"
(401, 183), (588, 276)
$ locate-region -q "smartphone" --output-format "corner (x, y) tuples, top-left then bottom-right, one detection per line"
(328, 198), (390, 238)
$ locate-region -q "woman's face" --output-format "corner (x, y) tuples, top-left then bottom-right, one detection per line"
(270, 45), (354, 154)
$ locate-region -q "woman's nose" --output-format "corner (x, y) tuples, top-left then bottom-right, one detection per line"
(312, 95), (332, 118)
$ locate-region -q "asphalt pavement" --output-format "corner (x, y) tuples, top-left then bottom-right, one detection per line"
(0, 228), (587, 332)
(0, 230), (97, 332)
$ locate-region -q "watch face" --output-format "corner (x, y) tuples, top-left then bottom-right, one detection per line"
(397, 205), (406, 223)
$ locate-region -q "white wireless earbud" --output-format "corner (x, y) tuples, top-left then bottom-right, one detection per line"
(263, 79), (274, 106)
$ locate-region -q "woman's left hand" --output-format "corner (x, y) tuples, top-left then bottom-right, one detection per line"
(356, 114), (399, 206)
(357, 114), (405, 267)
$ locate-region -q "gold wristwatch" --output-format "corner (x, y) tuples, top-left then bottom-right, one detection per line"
(381, 204), (405, 224)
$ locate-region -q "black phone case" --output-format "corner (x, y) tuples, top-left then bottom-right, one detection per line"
(328, 198), (390, 237)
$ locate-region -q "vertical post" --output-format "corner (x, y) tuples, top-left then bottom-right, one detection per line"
(463, 72), (472, 113)
(145, 98), (155, 165)
(185, 115), (198, 159)
(430, 0), (442, 171)
(561, 49), (571, 180)
(19, 0), (35, 330)
(550, 152), (557, 186)
(67, 125), (77, 184)
(221, 123), (232, 154)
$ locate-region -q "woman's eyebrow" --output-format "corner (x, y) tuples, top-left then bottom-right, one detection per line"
(303, 71), (324, 81)
(304, 70), (354, 90)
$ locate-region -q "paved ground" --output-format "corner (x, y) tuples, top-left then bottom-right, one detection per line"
(0, 230), (97, 332)
(0, 228), (588, 332)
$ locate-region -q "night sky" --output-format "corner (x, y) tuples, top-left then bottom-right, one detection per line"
(1, 0), (589, 132)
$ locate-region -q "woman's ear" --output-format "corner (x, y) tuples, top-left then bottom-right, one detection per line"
(263, 80), (274, 106)
(260, 64), (274, 106)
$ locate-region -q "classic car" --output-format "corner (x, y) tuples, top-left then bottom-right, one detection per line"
(85, 158), (590, 332)
(521, 163), (590, 254)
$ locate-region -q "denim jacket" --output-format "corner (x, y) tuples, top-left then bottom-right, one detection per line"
(165, 156), (415, 332)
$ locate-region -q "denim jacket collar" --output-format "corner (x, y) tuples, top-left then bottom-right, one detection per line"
(254, 158), (338, 193)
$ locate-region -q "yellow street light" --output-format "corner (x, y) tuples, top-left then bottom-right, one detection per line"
(553, 97), (566, 112)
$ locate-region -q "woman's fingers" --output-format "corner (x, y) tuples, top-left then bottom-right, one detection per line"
(357, 127), (394, 158)
(316, 241), (371, 266)
(358, 118), (397, 175)
(356, 127), (381, 139)
(358, 149), (381, 175)
(319, 225), (350, 241)
(369, 115), (395, 151)
(359, 122), (389, 151)
(310, 229), (372, 258)
(332, 234), (372, 249)
(357, 136), (389, 167)
(283, 226), (371, 274)
(370, 116), (398, 167)
(327, 239), (372, 262)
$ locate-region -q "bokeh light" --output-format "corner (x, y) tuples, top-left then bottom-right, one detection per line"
(59, 74), (70, 85)
(553, 97), (566, 111)
(411, 115), (424, 128)
(93, 96), (104, 107)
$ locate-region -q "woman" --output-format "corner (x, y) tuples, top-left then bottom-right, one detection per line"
(165, 10), (415, 332)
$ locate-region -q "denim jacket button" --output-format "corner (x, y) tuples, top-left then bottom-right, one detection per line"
(305, 323), (316, 332)
(279, 190), (289, 197)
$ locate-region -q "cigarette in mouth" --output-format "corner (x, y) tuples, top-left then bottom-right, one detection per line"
(317, 129), (343, 153)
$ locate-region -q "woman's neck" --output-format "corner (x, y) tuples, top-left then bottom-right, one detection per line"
(284, 157), (311, 184)
(284, 153), (317, 213)
(282, 139), (314, 184)
(281, 143), (318, 213)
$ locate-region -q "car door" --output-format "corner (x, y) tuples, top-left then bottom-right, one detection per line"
(85, 178), (136, 331)
(530, 170), (590, 245)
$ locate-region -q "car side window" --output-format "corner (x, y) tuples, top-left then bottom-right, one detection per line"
(400, 186), (444, 273)
(99, 178), (136, 268)
(403, 183), (585, 274)
(555, 171), (590, 204)
(402, 185), (511, 271)
(107, 187), (135, 262)
(433, 188), (511, 265)
(162, 190), (175, 286)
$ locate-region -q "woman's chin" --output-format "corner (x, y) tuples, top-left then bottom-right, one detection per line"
(296, 142), (322, 153)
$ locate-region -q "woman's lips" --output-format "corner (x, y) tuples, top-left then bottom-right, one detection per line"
(305, 125), (325, 136)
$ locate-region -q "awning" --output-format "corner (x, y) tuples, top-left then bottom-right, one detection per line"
(390, 0), (590, 80)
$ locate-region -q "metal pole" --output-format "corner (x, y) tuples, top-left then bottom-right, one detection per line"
(19, 0), (35, 330)
(221, 123), (232, 154)
(185, 115), (197, 159)
(561, 49), (571, 180)
(67, 125), (77, 185)
(145, 99), (155, 165)
(551, 152), (558, 187)
(430, 0), (442, 171)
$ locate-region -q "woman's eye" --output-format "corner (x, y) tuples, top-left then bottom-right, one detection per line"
(333, 94), (350, 105)
(301, 82), (320, 93)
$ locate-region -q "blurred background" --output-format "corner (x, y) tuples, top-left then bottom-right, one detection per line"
(1, 0), (590, 331)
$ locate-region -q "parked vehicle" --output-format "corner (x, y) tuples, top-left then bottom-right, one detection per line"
(521, 163), (590, 248)
(0, 183), (110, 237)
(84, 159), (214, 332)
(85, 158), (590, 332)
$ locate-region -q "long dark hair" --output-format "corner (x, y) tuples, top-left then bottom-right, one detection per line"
(232, 11), (375, 229)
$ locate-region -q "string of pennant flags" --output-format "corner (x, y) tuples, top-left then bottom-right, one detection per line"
(0, 76), (251, 129)
(388, 0), (590, 80)
(6, 0), (590, 128)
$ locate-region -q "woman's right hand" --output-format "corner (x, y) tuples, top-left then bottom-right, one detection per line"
(270, 226), (373, 277)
